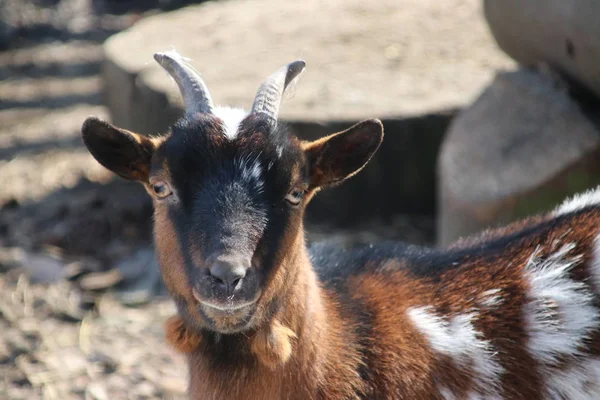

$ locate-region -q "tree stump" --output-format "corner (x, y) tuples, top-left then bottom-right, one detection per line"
(438, 68), (600, 246)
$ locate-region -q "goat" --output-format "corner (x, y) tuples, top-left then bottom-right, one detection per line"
(82, 51), (600, 399)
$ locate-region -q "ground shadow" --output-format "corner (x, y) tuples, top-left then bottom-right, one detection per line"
(0, 93), (101, 110)
(0, 60), (101, 81)
(0, 136), (85, 160)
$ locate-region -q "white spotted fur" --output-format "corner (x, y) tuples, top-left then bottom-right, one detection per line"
(545, 359), (600, 399)
(214, 107), (248, 140)
(438, 386), (456, 400)
(555, 186), (600, 216)
(407, 306), (504, 397)
(478, 289), (503, 309)
(591, 235), (600, 296)
(523, 244), (600, 365)
(235, 154), (264, 193)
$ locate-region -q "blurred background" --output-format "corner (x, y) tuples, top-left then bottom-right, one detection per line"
(1, 0), (599, 398)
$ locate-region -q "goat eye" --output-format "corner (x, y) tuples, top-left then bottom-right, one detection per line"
(285, 188), (304, 206)
(152, 181), (172, 199)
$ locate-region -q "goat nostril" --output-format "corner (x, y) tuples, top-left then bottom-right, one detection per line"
(209, 262), (247, 289)
(213, 275), (227, 287)
(231, 276), (242, 288)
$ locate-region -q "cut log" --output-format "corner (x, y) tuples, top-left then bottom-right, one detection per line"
(438, 68), (600, 246)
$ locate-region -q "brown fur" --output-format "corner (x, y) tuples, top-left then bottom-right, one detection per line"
(165, 315), (202, 353)
(162, 207), (600, 399)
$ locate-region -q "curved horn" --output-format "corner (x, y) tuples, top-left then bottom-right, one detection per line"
(153, 51), (214, 118)
(251, 60), (306, 127)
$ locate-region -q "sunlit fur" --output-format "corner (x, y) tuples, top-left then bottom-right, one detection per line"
(82, 98), (600, 399)
(214, 106), (248, 140)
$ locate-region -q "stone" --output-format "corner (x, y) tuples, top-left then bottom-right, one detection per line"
(0, 338), (11, 364)
(86, 382), (109, 400)
(132, 381), (159, 398)
(21, 252), (64, 283)
(46, 281), (87, 322)
(115, 248), (155, 282)
(113, 248), (163, 306)
(90, 351), (119, 374)
(101, 0), (513, 221)
(104, 0), (512, 131)
(78, 269), (123, 291)
(5, 329), (34, 359)
(484, 0), (600, 99)
(0, 247), (25, 272)
(438, 67), (600, 246)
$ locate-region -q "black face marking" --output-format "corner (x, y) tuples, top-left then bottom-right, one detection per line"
(153, 114), (306, 333)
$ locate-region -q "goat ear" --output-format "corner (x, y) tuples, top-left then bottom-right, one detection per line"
(81, 117), (155, 182)
(304, 118), (383, 189)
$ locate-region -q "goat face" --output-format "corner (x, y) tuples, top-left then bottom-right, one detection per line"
(81, 54), (383, 334)
(151, 113), (309, 334)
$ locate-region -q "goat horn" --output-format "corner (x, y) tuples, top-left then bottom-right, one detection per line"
(251, 60), (306, 128)
(154, 51), (214, 118)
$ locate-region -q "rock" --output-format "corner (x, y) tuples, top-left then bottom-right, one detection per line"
(112, 248), (163, 306)
(0, 338), (11, 364)
(104, 373), (129, 392)
(87, 351), (119, 374)
(484, 0), (600, 99)
(5, 329), (34, 359)
(42, 349), (89, 378)
(63, 258), (103, 281)
(21, 252), (64, 283)
(101, 0), (513, 221)
(46, 281), (87, 322)
(0, 247), (25, 272)
(0, 299), (18, 323)
(86, 382), (109, 400)
(438, 67), (600, 246)
(115, 248), (155, 282)
(6, 367), (29, 387)
(104, 0), (512, 130)
(16, 318), (41, 339)
(79, 269), (122, 291)
(133, 381), (159, 398)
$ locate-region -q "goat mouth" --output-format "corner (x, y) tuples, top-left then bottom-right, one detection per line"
(192, 288), (256, 312)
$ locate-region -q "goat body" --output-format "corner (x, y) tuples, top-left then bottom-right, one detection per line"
(169, 196), (600, 399)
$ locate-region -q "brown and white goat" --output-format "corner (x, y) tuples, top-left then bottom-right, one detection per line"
(82, 51), (600, 399)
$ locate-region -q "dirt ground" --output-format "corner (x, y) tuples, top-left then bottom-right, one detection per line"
(0, 1), (434, 399)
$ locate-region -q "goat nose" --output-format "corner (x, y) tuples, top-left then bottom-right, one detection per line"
(209, 261), (247, 289)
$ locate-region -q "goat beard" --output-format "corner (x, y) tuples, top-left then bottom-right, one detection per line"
(250, 319), (297, 369)
(164, 315), (296, 369)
